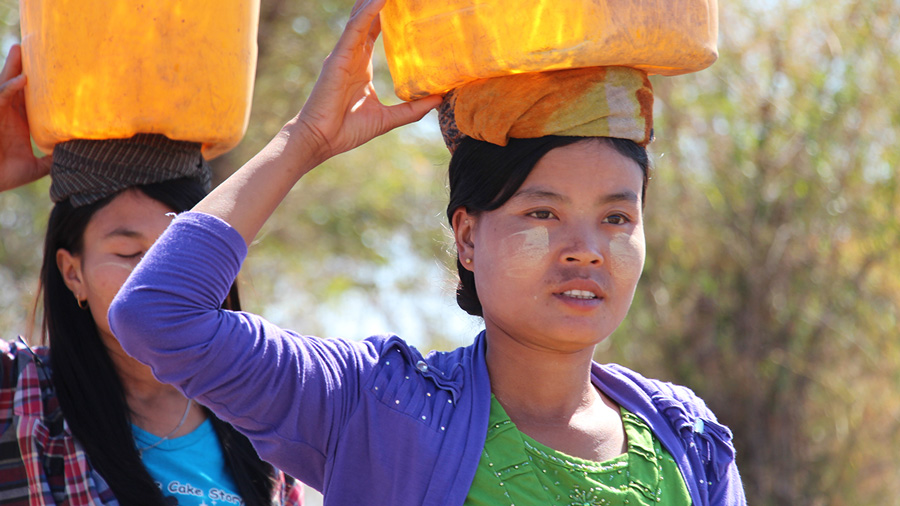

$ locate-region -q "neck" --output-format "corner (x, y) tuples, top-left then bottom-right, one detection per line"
(483, 329), (628, 462)
(100, 330), (206, 437)
(485, 330), (599, 424)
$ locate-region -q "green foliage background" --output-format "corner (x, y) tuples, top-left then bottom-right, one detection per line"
(1, 0), (897, 504)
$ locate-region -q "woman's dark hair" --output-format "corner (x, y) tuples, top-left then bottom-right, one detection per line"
(40, 177), (274, 506)
(446, 136), (651, 317)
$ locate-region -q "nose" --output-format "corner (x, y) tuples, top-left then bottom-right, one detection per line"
(559, 225), (605, 266)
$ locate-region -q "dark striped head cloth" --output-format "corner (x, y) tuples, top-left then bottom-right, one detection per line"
(49, 134), (211, 208)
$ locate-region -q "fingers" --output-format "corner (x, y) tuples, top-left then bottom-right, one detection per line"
(349, 0), (387, 19)
(1, 44), (26, 110)
(0, 44), (26, 107)
(0, 44), (23, 83)
(338, 0), (387, 52)
(367, 8), (382, 43)
(0, 74), (26, 106)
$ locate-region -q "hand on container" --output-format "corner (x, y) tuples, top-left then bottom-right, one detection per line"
(290, 0), (442, 166)
(0, 44), (51, 192)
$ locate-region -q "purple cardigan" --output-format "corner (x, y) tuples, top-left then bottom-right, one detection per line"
(109, 212), (746, 506)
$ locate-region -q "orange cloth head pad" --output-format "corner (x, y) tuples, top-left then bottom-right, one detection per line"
(439, 67), (653, 152)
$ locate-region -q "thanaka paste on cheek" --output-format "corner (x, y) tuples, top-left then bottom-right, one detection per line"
(500, 227), (549, 279)
(95, 261), (137, 274)
(608, 232), (645, 280)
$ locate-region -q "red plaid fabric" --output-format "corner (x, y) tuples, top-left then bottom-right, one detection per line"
(1, 339), (303, 506)
(0, 339), (111, 506)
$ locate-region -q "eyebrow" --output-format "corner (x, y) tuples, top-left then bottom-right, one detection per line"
(511, 187), (640, 206)
(511, 188), (566, 203)
(598, 190), (640, 206)
(103, 228), (144, 240)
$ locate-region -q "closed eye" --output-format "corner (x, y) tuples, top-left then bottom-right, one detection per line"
(116, 252), (143, 259)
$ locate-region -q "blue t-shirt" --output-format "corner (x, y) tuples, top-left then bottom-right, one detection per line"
(133, 419), (243, 506)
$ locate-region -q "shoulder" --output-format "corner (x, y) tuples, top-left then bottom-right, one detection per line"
(594, 362), (744, 502)
(594, 362), (719, 421)
(362, 332), (486, 410)
(592, 363), (734, 464)
(1, 339), (57, 445)
(362, 333), (481, 370)
(1, 339), (51, 390)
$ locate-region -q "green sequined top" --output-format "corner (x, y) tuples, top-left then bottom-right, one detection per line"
(464, 395), (691, 506)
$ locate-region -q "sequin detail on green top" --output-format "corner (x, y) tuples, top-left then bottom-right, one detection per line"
(464, 395), (691, 506)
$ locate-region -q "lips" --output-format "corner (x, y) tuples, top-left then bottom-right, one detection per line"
(554, 278), (607, 302)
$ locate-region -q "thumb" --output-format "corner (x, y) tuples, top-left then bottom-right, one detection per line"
(383, 95), (443, 132)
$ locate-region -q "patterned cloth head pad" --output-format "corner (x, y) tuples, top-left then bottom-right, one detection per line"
(50, 133), (211, 207)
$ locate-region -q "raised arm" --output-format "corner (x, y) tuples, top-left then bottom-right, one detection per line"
(194, 0), (441, 245)
(0, 44), (52, 191)
(109, 0), (439, 487)
(111, 211), (390, 488)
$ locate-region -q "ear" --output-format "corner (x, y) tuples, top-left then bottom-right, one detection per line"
(56, 248), (86, 300)
(451, 207), (477, 272)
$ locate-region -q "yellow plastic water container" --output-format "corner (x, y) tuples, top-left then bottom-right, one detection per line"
(19, 0), (260, 159)
(381, 0), (718, 100)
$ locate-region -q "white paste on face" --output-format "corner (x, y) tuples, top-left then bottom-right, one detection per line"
(608, 232), (645, 281)
(94, 261), (137, 274)
(501, 227), (549, 279)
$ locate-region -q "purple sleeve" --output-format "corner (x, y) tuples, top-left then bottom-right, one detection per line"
(108, 212), (378, 490)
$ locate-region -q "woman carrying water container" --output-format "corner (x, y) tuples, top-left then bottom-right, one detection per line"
(110, 0), (746, 504)
(0, 1), (304, 500)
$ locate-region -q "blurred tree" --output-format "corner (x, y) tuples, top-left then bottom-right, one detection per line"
(609, 0), (900, 504)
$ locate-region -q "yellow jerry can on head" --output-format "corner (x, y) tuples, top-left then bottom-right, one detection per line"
(19, 0), (260, 160)
(381, 0), (719, 101)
